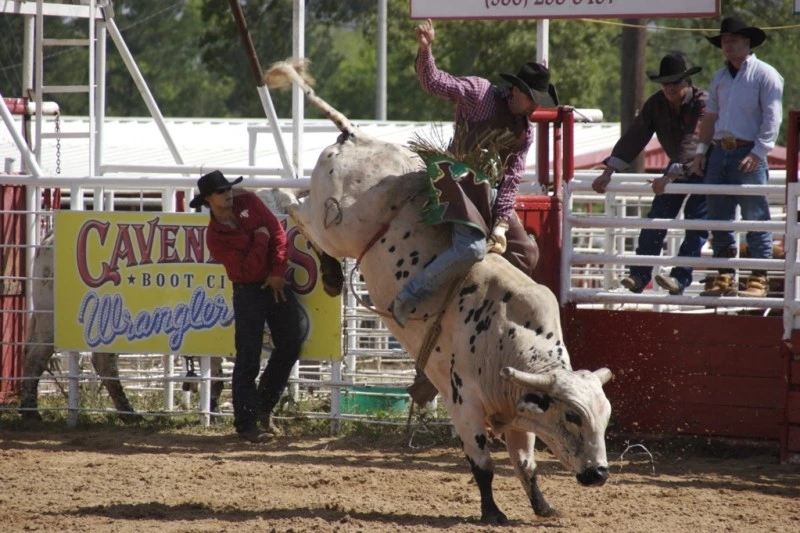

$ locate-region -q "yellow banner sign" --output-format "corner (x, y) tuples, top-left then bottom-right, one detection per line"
(54, 211), (341, 360)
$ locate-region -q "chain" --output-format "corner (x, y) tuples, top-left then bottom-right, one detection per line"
(55, 113), (61, 175)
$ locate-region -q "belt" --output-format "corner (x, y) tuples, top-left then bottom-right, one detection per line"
(714, 137), (754, 151)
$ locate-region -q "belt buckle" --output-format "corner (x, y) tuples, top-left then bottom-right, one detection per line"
(720, 136), (737, 151)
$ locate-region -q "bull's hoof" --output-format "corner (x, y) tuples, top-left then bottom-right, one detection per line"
(534, 504), (559, 518)
(118, 411), (144, 425)
(480, 508), (508, 525)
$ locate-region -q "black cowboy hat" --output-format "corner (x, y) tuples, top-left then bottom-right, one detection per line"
(646, 53), (702, 84)
(499, 62), (559, 108)
(189, 170), (243, 209)
(706, 16), (766, 48)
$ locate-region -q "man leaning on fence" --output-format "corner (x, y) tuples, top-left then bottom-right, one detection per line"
(592, 53), (708, 296)
(191, 170), (307, 443)
(691, 16), (783, 298)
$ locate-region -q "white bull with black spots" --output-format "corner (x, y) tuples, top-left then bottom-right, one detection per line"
(266, 60), (613, 524)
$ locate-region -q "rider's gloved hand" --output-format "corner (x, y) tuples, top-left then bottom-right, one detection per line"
(487, 221), (509, 254)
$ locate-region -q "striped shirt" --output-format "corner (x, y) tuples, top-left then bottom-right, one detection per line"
(706, 52), (783, 161)
(416, 48), (533, 222)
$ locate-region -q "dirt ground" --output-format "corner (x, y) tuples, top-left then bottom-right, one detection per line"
(1, 426), (799, 533)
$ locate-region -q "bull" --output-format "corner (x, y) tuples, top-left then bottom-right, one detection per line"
(267, 59), (613, 523)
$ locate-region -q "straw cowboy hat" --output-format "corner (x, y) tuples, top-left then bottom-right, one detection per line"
(646, 54), (702, 84)
(500, 62), (559, 108)
(706, 16), (766, 48)
(189, 170), (243, 208)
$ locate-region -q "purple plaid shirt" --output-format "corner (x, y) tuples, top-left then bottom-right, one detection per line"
(416, 48), (533, 223)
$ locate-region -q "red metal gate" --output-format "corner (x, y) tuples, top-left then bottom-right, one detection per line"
(0, 185), (26, 404)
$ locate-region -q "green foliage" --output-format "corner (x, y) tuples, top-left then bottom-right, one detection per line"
(648, 0), (800, 143)
(0, 389), (456, 446)
(1, 0), (798, 131)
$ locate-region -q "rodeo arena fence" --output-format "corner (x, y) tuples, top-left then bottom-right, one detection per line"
(2, 107), (800, 461)
(2, 161), (799, 423)
(1, 0), (799, 460)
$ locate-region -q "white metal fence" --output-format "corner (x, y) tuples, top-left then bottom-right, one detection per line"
(2, 171), (800, 425)
(562, 172), (799, 327)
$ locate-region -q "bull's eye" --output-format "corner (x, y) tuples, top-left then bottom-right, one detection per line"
(523, 393), (551, 412)
(565, 412), (582, 426)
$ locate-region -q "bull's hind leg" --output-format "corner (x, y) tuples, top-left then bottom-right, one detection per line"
(210, 357), (225, 419)
(505, 428), (557, 517)
(19, 340), (52, 421)
(91, 352), (142, 424)
(448, 397), (507, 524)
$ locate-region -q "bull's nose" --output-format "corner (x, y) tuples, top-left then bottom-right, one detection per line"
(576, 466), (609, 487)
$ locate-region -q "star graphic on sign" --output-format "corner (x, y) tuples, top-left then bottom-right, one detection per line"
(127, 274), (136, 285)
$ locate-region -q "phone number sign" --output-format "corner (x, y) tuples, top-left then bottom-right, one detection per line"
(410, 0), (720, 20)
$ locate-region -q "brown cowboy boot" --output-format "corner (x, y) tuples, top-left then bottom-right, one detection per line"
(739, 275), (768, 298)
(700, 273), (738, 297)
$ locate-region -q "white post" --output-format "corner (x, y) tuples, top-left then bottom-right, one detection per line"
(289, 360), (300, 400)
(330, 359), (342, 435)
(292, 0), (305, 179)
(533, 19), (549, 179)
(94, 16), (106, 178)
(34, 2), (43, 167)
(536, 19), (549, 66)
(163, 354), (175, 411)
(198, 355), (211, 427)
(67, 351), (80, 427)
(376, 0), (387, 120)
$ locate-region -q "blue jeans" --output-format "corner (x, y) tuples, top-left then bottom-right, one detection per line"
(231, 282), (306, 433)
(629, 173), (708, 291)
(705, 144), (772, 274)
(398, 223), (486, 307)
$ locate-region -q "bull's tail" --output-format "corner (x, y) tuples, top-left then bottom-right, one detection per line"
(265, 58), (356, 138)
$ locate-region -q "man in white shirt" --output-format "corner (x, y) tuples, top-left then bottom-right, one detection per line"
(691, 16), (783, 298)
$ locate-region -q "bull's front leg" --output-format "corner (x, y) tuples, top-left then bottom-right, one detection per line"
(287, 202), (344, 297)
(505, 428), (558, 517)
(447, 396), (507, 524)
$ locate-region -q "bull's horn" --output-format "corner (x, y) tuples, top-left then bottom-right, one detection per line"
(265, 58), (356, 138)
(594, 368), (613, 385)
(500, 367), (556, 392)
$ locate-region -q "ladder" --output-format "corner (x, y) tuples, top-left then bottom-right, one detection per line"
(32, 0), (103, 185)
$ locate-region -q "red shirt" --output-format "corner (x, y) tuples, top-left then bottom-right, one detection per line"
(206, 190), (288, 283)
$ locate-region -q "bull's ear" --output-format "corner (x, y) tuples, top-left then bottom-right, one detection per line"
(501, 367), (556, 392)
(594, 368), (613, 386)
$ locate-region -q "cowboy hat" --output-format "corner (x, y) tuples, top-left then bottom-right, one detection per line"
(706, 16), (766, 48)
(189, 170), (243, 209)
(646, 53), (702, 84)
(499, 62), (559, 108)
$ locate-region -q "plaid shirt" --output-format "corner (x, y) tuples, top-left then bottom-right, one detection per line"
(416, 48), (533, 222)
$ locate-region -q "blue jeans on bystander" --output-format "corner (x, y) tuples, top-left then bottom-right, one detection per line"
(628, 173), (708, 292)
(704, 144), (772, 273)
(231, 282), (306, 434)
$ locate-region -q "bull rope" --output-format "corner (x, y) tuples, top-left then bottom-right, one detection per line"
(348, 193), (470, 400)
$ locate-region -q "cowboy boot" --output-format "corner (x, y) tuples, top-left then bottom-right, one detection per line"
(699, 273), (738, 297)
(740, 275), (768, 298)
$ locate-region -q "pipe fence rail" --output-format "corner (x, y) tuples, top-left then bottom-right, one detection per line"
(2, 172), (800, 426)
